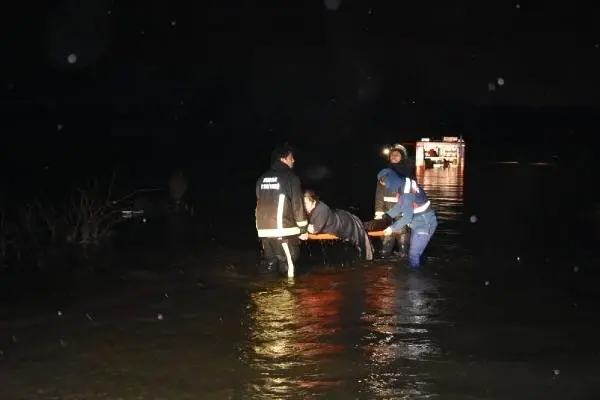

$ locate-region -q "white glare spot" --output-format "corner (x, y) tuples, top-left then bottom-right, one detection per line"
(554, 369), (560, 375)
(67, 53), (77, 64)
(497, 77), (504, 86)
(470, 215), (478, 223)
(57, 311), (62, 317)
(324, 0), (341, 11)
(170, 20), (176, 26)
(516, 256), (520, 262)
(142, 217), (148, 223)
(157, 313), (164, 320)
(57, 124), (63, 131)
(484, 280), (490, 286)
(573, 265), (579, 273)
(516, 3), (520, 8)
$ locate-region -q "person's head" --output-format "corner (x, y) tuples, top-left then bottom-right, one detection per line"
(377, 168), (404, 192)
(388, 149), (403, 164)
(271, 143), (295, 169)
(303, 190), (319, 213)
(388, 144), (407, 164)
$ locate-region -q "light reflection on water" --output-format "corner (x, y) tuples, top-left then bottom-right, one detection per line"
(242, 277), (346, 398)
(360, 267), (443, 398)
(242, 269), (446, 398)
(416, 168), (467, 258)
(417, 167), (465, 224)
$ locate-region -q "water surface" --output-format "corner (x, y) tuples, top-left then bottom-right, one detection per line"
(1, 165), (599, 399)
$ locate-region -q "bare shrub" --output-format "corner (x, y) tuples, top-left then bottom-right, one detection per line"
(0, 172), (158, 271)
(62, 172), (157, 246)
(64, 177), (121, 246)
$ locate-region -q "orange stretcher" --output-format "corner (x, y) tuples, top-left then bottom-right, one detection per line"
(307, 231), (385, 240)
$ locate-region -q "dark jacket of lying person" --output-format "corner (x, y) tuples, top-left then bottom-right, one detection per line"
(303, 190), (374, 261)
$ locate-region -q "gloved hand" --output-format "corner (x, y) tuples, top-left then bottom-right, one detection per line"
(298, 223), (308, 235)
(299, 233), (308, 240)
(307, 224), (315, 234)
(364, 214), (394, 232)
(383, 227), (393, 236)
(374, 214), (383, 220)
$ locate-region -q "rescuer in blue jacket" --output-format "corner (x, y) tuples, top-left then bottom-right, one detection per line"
(377, 168), (437, 269)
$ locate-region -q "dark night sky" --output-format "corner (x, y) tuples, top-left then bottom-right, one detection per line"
(1, 0), (600, 162)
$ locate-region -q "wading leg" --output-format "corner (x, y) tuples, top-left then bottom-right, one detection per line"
(277, 236), (300, 277)
(259, 238), (279, 274)
(397, 227), (410, 258)
(407, 218), (437, 269)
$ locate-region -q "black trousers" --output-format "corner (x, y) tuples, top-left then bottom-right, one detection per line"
(260, 236), (300, 276)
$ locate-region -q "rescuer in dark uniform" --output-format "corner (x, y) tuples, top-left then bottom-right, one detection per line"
(374, 144), (415, 258)
(377, 168), (437, 269)
(255, 144), (308, 276)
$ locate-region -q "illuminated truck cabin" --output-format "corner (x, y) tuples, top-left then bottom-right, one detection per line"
(415, 137), (466, 170)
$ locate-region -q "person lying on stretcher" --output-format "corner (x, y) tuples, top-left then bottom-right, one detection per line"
(303, 190), (374, 260)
